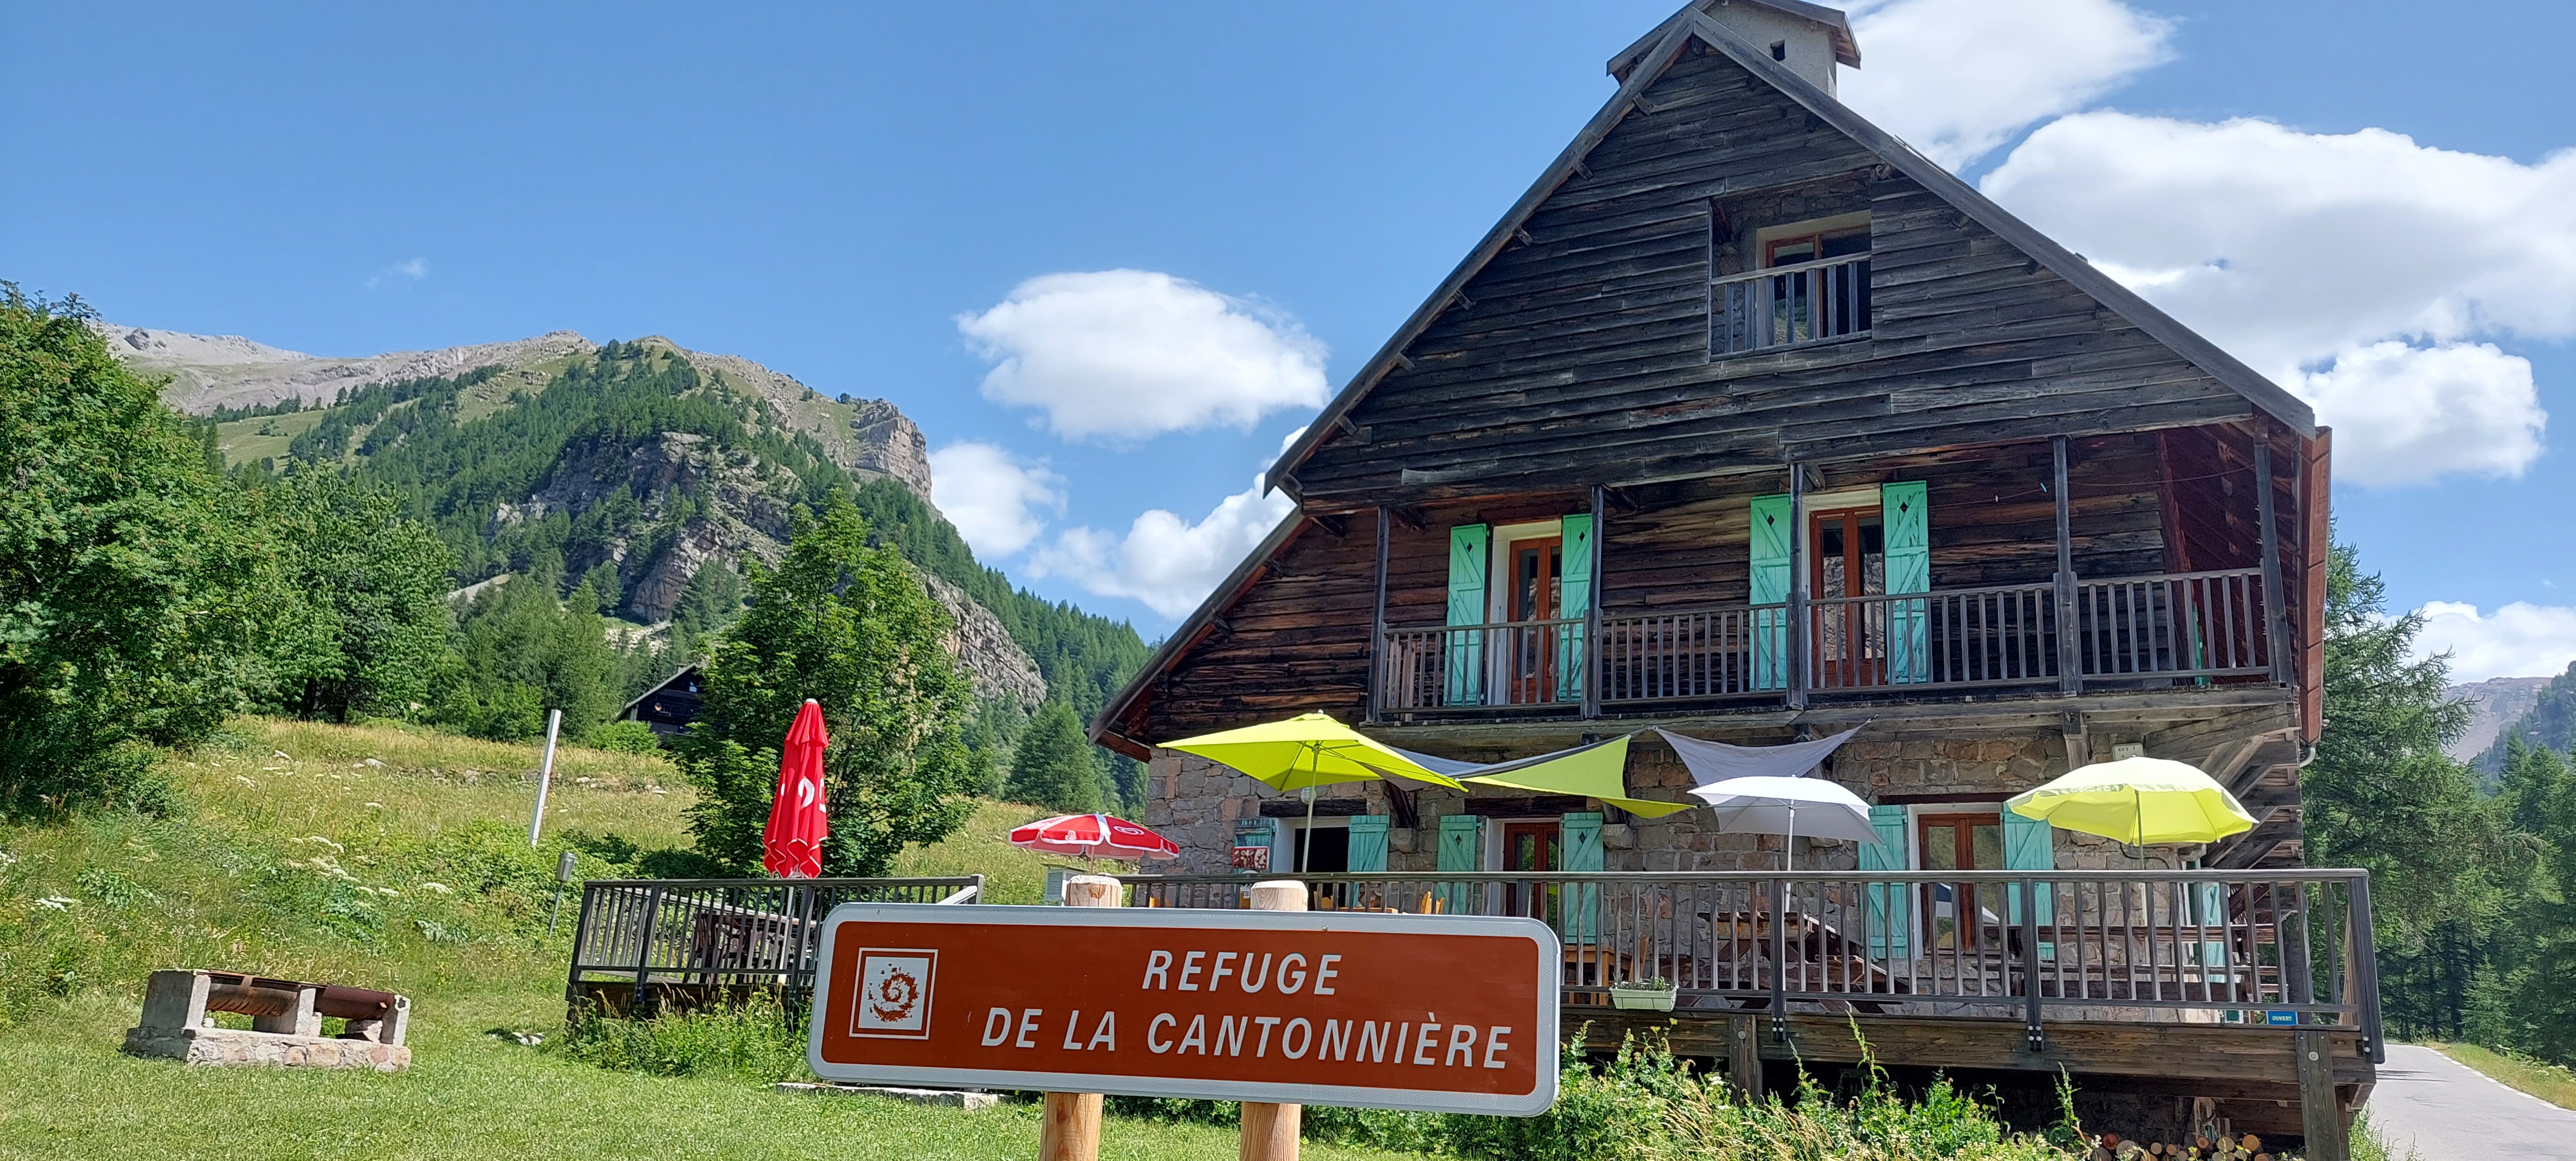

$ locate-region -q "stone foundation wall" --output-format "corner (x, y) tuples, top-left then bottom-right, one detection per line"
(123, 1025), (412, 1071)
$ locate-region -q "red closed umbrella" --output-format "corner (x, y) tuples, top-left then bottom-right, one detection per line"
(1008, 813), (1180, 862)
(763, 699), (830, 879)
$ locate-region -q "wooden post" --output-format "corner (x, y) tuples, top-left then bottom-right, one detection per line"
(1367, 507), (1389, 724)
(2254, 441), (2292, 686)
(1042, 875), (1121, 1161)
(1726, 1013), (1763, 1099)
(2053, 436), (2082, 694)
(1241, 880), (1306, 1161)
(2295, 1028), (2350, 1161)
(1582, 485), (1604, 720)
(1786, 464), (1808, 711)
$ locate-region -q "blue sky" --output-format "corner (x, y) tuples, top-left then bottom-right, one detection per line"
(5, 1), (2572, 679)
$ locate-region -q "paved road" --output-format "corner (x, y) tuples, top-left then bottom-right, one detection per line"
(2367, 1044), (2576, 1160)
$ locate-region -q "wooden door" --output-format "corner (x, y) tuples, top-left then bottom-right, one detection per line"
(1916, 812), (2003, 951)
(1507, 536), (1562, 704)
(1809, 507), (1887, 687)
(1501, 821), (1560, 923)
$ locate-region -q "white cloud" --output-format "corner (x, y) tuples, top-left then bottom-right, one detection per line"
(926, 441), (1063, 558)
(2411, 601), (2576, 684)
(1982, 113), (2576, 484)
(1840, 0), (2172, 168)
(365, 257), (428, 289)
(2293, 343), (2543, 485)
(957, 270), (1329, 443)
(1027, 472), (1296, 619)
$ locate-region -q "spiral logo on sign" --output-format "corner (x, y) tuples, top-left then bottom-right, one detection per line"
(868, 965), (921, 1023)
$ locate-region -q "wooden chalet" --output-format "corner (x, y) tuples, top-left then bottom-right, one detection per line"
(1091, 2), (2374, 1153)
(619, 666), (705, 738)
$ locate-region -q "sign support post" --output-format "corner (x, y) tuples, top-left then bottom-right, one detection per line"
(1042, 875), (1120, 1161)
(528, 708), (562, 846)
(1239, 880), (1306, 1160)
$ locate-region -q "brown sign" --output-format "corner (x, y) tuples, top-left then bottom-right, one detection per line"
(806, 904), (1560, 1114)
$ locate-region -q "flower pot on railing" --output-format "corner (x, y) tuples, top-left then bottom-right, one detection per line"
(1609, 979), (1677, 1012)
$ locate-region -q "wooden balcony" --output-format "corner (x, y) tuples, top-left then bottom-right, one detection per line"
(1121, 867), (2381, 1057)
(1710, 252), (1872, 355)
(1375, 567), (2280, 717)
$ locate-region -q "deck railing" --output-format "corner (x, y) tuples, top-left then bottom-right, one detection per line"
(1711, 254), (1872, 355)
(1378, 567), (2273, 714)
(1121, 869), (2380, 1058)
(565, 875), (983, 998)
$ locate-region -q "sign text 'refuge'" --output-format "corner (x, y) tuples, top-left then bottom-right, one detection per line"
(805, 904), (1560, 1115)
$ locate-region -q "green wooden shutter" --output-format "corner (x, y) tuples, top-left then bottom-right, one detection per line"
(1560, 812), (1603, 942)
(1749, 495), (1793, 690)
(1882, 481), (1930, 684)
(1445, 525), (1490, 706)
(2192, 882), (2228, 968)
(1436, 814), (1482, 914)
(2002, 808), (2055, 960)
(1861, 804), (1910, 959)
(1558, 514), (1594, 702)
(1348, 816), (1390, 874)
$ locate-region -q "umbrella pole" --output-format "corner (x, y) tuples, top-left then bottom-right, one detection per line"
(1300, 787), (1318, 874)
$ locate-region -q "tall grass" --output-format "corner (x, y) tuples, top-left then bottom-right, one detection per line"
(1106, 1030), (2094, 1160)
(553, 994), (809, 1082)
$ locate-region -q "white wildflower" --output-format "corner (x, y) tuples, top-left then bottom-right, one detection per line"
(272, 750), (291, 760)
(0, 851), (17, 867)
(364, 802), (384, 809)
(35, 896), (74, 911)
(236, 775), (257, 787)
(418, 882), (453, 895)
(363, 758), (384, 768)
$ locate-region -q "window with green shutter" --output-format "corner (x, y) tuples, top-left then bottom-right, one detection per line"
(2001, 808), (2055, 960)
(1436, 814), (1482, 914)
(1557, 514), (1594, 702)
(1749, 495), (1793, 689)
(1348, 816), (1391, 874)
(1882, 481), (1930, 683)
(1445, 525), (1489, 706)
(1861, 804), (1911, 959)
(1560, 812), (1603, 942)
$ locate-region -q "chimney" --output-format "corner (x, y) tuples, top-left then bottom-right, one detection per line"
(1616, 0), (1861, 97)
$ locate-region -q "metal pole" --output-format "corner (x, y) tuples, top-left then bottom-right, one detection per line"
(529, 708), (563, 847)
(548, 849), (578, 937)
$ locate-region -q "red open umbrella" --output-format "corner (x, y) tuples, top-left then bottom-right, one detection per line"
(1008, 813), (1179, 862)
(762, 700), (830, 879)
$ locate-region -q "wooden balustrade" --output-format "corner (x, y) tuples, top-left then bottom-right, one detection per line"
(1120, 869), (2381, 1056)
(1377, 568), (2272, 714)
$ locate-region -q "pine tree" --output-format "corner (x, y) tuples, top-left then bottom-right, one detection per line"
(675, 495), (977, 876)
(1006, 702), (1110, 814)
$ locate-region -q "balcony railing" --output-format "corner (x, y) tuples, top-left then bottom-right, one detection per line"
(1711, 253), (1872, 355)
(1121, 869), (2381, 1056)
(565, 876), (983, 1001)
(1377, 567), (2275, 714)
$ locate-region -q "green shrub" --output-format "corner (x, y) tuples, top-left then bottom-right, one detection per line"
(554, 994), (808, 1082)
(588, 720), (665, 754)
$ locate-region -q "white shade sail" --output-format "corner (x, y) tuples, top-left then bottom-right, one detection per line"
(1689, 775), (1884, 845)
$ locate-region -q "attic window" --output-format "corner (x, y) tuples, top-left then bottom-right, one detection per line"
(1710, 212), (1873, 357)
(1770, 41), (1788, 61)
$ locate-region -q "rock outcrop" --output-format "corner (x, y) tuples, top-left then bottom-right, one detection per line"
(922, 574), (1046, 707)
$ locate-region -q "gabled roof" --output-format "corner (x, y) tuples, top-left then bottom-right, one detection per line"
(1264, 7), (2313, 499)
(1088, 512), (1308, 758)
(1607, 0), (1860, 77)
(619, 665), (702, 718)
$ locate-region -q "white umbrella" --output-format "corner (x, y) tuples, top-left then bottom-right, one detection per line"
(1688, 774), (1881, 870)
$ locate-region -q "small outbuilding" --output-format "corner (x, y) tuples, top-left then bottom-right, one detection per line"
(620, 666), (705, 737)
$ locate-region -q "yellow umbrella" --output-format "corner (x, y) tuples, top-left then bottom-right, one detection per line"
(1164, 713), (1470, 870)
(2006, 756), (2257, 847)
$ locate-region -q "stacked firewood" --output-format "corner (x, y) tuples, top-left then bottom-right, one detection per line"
(2088, 1131), (2271, 1161)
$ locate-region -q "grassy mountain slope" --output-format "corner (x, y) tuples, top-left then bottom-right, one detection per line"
(196, 336), (1147, 722)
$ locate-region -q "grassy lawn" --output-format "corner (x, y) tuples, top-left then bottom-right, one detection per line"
(0, 992), (1404, 1161)
(0, 719), (1314, 1161)
(2427, 1041), (2576, 1110)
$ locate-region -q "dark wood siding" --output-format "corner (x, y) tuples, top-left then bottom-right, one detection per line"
(1289, 44), (2255, 505)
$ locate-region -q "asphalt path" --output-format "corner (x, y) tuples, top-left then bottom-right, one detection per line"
(2367, 1044), (2576, 1160)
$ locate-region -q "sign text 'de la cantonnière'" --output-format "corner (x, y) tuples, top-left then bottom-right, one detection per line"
(806, 904), (1562, 1114)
